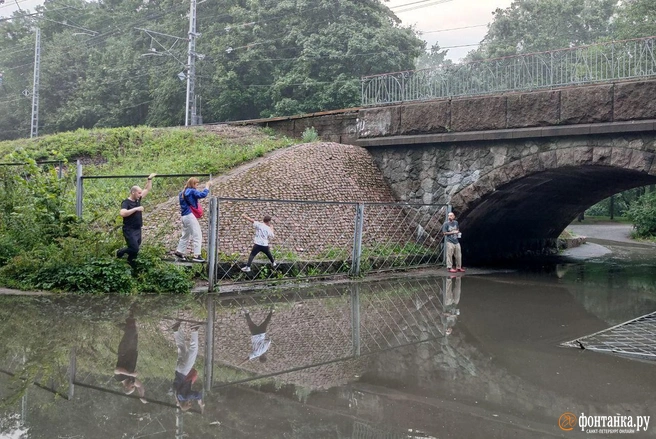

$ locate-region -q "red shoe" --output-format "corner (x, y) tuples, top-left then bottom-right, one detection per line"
(457, 268), (466, 272)
(448, 268), (457, 273)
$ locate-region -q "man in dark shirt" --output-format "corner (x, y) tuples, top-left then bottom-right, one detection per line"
(116, 173), (156, 268)
(114, 311), (147, 403)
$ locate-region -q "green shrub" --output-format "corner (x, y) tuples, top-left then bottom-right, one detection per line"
(301, 126), (319, 143)
(0, 236), (19, 267)
(627, 191), (656, 237)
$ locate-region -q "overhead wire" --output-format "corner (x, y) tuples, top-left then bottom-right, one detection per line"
(391, 0), (455, 13)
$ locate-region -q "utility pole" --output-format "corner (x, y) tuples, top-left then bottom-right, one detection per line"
(30, 27), (40, 138)
(137, 0), (203, 127)
(185, 0), (198, 126)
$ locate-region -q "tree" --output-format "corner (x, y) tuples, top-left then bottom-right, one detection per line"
(614, 0), (656, 40)
(470, 0), (617, 60)
(415, 43), (452, 70)
(0, 0), (425, 138)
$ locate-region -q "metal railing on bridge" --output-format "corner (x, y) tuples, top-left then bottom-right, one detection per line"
(361, 36), (656, 106)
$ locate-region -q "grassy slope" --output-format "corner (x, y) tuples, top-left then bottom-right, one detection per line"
(0, 125), (295, 221)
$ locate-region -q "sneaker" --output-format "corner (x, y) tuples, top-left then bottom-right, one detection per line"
(192, 256), (206, 263)
(448, 268), (457, 273)
(190, 323), (202, 331)
(174, 251), (186, 259)
(116, 249), (125, 259)
(241, 266), (251, 272)
(272, 261), (278, 268)
(457, 268), (466, 272)
(169, 321), (181, 332)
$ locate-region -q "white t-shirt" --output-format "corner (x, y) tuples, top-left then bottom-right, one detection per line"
(253, 221), (274, 246)
(249, 333), (271, 360)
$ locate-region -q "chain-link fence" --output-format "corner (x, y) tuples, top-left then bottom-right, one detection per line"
(562, 311), (656, 360)
(209, 198), (447, 287)
(76, 163), (210, 230)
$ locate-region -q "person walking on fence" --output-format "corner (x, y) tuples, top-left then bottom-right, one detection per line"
(117, 173), (157, 268)
(240, 214), (276, 272)
(442, 212), (465, 273)
(171, 321), (205, 413)
(174, 177), (212, 263)
(241, 308), (274, 363)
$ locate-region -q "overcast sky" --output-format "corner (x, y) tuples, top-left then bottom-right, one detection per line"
(1, 0), (515, 62)
(387, 0), (514, 61)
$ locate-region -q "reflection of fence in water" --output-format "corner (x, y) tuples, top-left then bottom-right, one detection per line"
(211, 278), (446, 390)
(213, 198), (447, 283)
(0, 276), (450, 419)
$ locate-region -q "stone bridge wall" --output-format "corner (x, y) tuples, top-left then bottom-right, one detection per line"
(357, 80), (656, 138)
(236, 80), (656, 142)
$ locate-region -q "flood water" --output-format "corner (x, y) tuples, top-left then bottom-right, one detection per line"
(1, 239), (655, 438)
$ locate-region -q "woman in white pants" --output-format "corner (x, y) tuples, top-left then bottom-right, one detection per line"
(175, 177), (212, 262)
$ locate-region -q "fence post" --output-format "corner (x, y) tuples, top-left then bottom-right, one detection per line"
(351, 283), (361, 357)
(204, 294), (214, 393)
(443, 205), (452, 266)
(75, 160), (83, 219)
(207, 197), (218, 292)
(350, 203), (364, 277)
(68, 347), (76, 399)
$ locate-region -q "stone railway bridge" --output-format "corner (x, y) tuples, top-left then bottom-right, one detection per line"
(225, 79), (656, 261)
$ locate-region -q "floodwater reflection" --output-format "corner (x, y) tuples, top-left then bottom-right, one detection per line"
(1, 272), (655, 438)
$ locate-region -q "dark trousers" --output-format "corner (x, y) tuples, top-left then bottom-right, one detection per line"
(246, 310), (273, 335)
(118, 228), (142, 267)
(246, 244), (274, 266)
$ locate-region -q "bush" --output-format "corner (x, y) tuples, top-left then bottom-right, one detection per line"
(0, 233), (196, 294)
(301, 126), (319, 143)
(132, 247), (194, 294)
(627, 191), (656, 237)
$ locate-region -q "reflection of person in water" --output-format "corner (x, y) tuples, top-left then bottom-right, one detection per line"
(242, 309), (273, 363)
(443, 276), (462, 335)
(114, 311), (147, 403)
(171, 321), (205, 413)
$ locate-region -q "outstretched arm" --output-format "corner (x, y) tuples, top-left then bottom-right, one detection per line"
(141, 173), (157, 199)
(242, 213), (255, 223)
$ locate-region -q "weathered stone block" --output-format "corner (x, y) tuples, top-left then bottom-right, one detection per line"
(357, 107), (401, 138)
(560, 85), (613, 124)
(538, 150), (558, 170)
(520, 154), (540, 175)
(507, 90), (560, 128)
(557, 146), (593, 167)
(628, 150), (655, 173)
(610, 147), (633, 168)
(614, 80), (656, 121)
(400, 101), (450, 135)
(451, 96), (506, 132)
(592, 146), (613, 165)
(503, 160), (524, 182)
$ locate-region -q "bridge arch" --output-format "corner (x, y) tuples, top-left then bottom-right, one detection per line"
(365, 134), (656, 262)
(453, 144), (656, 261)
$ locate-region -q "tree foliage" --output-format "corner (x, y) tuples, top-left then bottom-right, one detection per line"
(627, 191), (656, 238)
(0, 0), (423, 139)
(472, 0), (617, 60)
